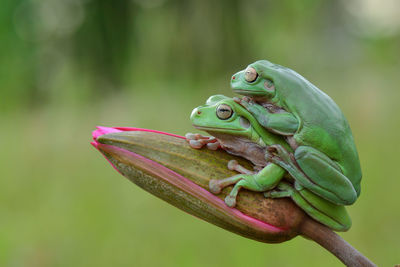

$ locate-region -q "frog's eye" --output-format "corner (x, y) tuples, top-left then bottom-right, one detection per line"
(216, 104), (233, 120)
(244, 67), (258, 83)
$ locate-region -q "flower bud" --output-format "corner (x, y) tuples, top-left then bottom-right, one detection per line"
(92, 126), (306, 243)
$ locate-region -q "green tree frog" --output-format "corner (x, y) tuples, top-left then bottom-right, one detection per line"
(230, 60), (362, 206)
(187, 95), (351, 231)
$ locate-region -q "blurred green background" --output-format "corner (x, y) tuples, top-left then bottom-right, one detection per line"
(1, 0), (400, 266)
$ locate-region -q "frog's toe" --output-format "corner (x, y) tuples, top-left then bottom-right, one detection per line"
(209, 179), (222, 194)
(267, 144), (292, 163)
(264, 182), (293, 198)
(243, 96), (256, 105)
(233, 96), (251, 109)
(265, 150), (274, 161)
(265, 146), (280, 161)
(267, 144), (281, 154)
(206, 142), (220, 150)
(189, 140), (204, 149)
(225, 195), (237, 207)
(233, 97), (242, 103)
(242, 96), (251, 102)
(227, 160), (254, 175)
(227, 160), (238, 171)
(264, 190), (279, 198)
(264, 191), (272, 198)
(185, 133), (197, 140)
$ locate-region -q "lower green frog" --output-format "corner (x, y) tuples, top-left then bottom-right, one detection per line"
(186, 95), (351, 231)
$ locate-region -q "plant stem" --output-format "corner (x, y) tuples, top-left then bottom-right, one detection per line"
(300, 218), (376, 267)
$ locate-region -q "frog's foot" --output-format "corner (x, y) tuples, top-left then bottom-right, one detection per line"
(266, 144), (293, 167)
(209, 175), (242, 194)
(185, 133), (221, 150)
(209, 174), (266, 208)
(233, 96), (255, 110)
(264, 182), (294, 198)
(227, 160), (255, 175)
(223, 177), (260, 207)
(210, 164), (285, 208)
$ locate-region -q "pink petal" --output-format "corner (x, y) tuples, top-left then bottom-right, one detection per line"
(92, 126), (185, 141)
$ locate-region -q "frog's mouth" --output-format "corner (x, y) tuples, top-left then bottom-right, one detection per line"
(233, 89), (267, 95)
(192, 125), (245, 132)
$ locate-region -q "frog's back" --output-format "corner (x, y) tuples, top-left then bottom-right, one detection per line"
(257, 62), (362, 195)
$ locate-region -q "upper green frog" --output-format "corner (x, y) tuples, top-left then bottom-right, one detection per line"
(187, 95), (351, 231)
(230, 60), (362, 206)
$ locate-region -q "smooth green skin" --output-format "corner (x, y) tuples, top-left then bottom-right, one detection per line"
(231, 60), (362, 206)
(190, 95), (351, 231)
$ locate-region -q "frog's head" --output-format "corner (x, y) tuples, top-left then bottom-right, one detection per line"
(190, 95), (260, 142)
(230, 60), (277, 100)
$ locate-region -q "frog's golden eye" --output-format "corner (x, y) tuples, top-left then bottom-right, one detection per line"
(244, 67), (258, 83)
(216, 104), (233, 120)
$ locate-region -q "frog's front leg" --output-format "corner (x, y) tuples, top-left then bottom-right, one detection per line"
(209, 162), (285, 207)
(185, 133), (221, 150)
(264, 181), (294, 198)
(267, 144), (357, 205)
(233, 97), (299, 135)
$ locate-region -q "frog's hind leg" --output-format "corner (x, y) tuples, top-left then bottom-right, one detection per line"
(209, 175), (243, 194)
(210, 163), (285, 207)
(264, 182), (294, 198)
(268, 145), (357, 205)
(223, 172), (281, 208)
(265, 181), (352, 231)
(209, 174), (262, 207)
(209, 160), (254, 194)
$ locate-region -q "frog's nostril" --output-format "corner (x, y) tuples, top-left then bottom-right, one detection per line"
(190, 108), (202, 119)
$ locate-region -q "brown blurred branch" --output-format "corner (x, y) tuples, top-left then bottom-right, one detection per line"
(300, 218), (377, 267)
